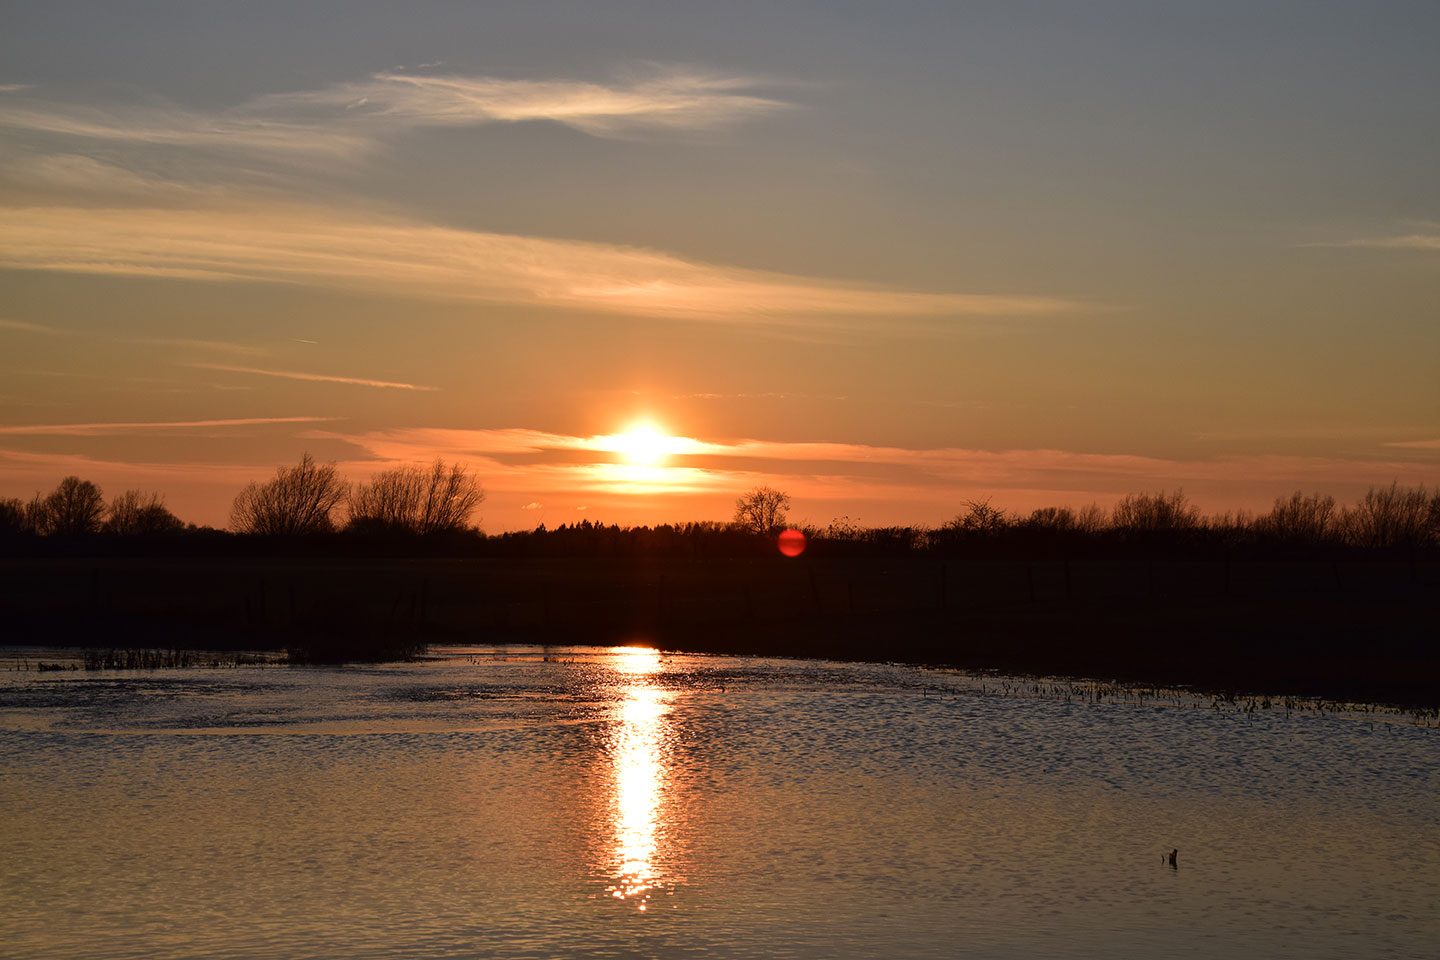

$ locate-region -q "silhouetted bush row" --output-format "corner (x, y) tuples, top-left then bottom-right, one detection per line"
(229, 453), (485, 535)
(0, 477), (183, 537)
(4, 457), (1438, 559)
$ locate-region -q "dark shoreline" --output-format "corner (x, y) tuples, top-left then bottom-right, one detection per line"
(3, 553), (1435, 708)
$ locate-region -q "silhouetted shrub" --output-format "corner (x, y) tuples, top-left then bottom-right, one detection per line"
(104, 490), (184, 536)
(1023, 503), (1108, 535)
(1025, 506), (1077, 531)
(1260, 491), (1338, 545)
(1111, 489), (1200, 536)
(0, 497), (27, 536)
(944, 499), (1011, 535)
(1343, 483), (1436, 549)
(347, 459), (484, 534)
(865, 525), (928, 551)
(230, 453), (347, 535)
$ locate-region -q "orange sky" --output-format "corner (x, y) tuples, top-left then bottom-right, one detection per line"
(2, 3), (1436, 530)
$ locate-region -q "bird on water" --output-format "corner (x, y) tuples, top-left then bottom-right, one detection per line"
(1166, 849), (1178, 868)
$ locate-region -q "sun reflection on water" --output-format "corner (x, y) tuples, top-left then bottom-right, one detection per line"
(615, 647), (664, 676)
(608, 648), (669, 909)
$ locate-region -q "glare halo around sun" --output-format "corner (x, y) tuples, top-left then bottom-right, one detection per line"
(616, 424), (667, 466)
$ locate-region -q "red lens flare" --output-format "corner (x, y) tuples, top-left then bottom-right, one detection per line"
(777, 528), (806, 557)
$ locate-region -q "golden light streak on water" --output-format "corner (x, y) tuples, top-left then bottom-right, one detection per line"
(608, 648), (668, 908)
(614, 647), (663, 676)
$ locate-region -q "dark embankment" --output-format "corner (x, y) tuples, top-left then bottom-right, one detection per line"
(2, 549), (1435, 706)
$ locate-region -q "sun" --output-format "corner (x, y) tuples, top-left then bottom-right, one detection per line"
(615, 424), (667, 465)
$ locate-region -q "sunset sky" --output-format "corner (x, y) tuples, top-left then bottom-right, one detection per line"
(2, 1), (1436, 530)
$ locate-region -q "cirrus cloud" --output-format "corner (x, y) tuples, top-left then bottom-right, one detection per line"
(0, 205), (1082, 330)
(0, 416), (339, 437)
(187, 363), (438, 391)
(0, 66), (792, 165)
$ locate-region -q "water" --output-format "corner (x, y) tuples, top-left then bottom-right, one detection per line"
(1, 646), (1436, 959)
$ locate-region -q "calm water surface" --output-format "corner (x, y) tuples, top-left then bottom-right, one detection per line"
(1, 646), (1436, 959)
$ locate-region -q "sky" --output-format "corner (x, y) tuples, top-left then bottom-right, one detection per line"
(1, 0), (1436, 531)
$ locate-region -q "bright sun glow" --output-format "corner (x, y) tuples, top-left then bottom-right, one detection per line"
(589, 424), (710, 491)
(615, 425), (667, 465)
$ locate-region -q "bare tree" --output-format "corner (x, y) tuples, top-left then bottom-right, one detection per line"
(1072, 502), (1108, 534)
(1111, 489), (1200, 534)
(1343, 482), (1434, 549)
(347, 465), (423, 532)
(1020, 503), (1107, 534)
(230, 453), (347, 535)
(348, 459), (485, 534)
(0, 497), (27, 536)
(1261, 491), (1337, 544)
(946, 498), (1010, 534)
(29, 476), (105, 535)
(1026, 506), (1076, 531)
(417, 459), (485, 533)
(104, 490), (183, 536)
(733, 486), (791, 534)
(24, 494), (48, 534)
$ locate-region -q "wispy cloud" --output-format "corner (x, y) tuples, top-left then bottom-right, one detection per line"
(0, 101), (365, 160)
(247, 67), (793, 139)
(1, 152), (194, 197)
(0, 416), (339, 436)
(0, 318), (74, 335)
(1306, 234), (1440, 251)
(132, 337), (266, 356)
(189, 363), (439, 391)
(0, 71), (1078, 332)
(1384, 438), (1440, 450)
(2, 321), (264, 356)
(0, 206), (1081, 328)
(0, 67), (790, 166)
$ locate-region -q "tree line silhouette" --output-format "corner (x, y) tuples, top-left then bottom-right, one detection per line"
(1, 476), (183, 537)
(1, 454), (486, 541)
(3, 456), (1434, 701)
(2, 453), (1437, 558)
